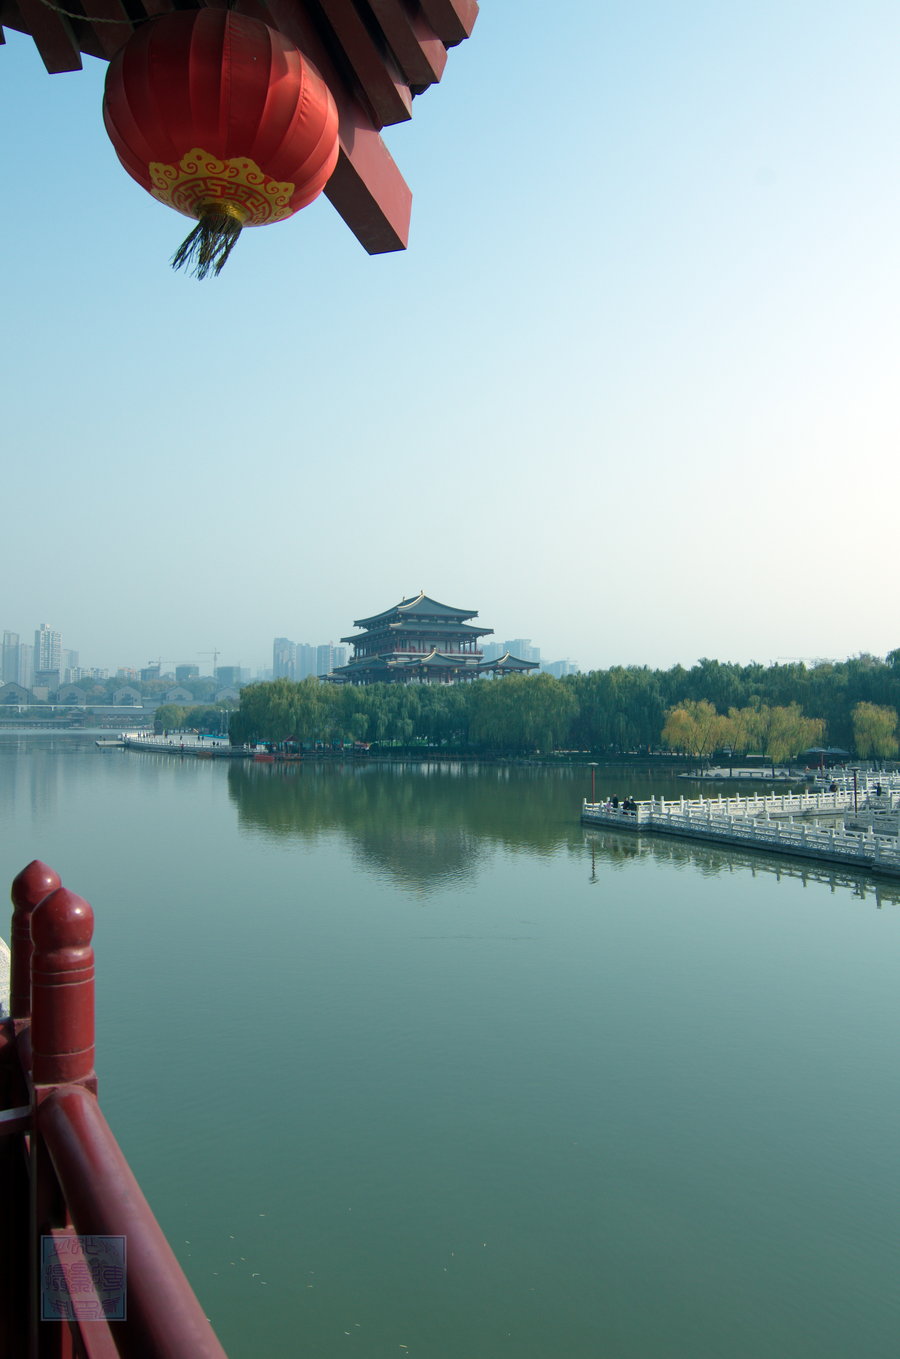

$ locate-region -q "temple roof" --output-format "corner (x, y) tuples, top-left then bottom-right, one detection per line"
(351, 592), (480, 630)
(340, 619), (488, 643)
(477, 652), (539, 673)
(2, 1), (478, 257)
(391, 650), (480, 668)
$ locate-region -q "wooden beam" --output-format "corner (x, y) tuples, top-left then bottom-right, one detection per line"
(78, 0), (133, 60)
(365, 0), (446, 90)
(315, 0), (411, 129)
(325, 112), (411, 253)
(263, 0), (412, 252)
(417, 0), (477, 47)
(9, 0), (81, 72)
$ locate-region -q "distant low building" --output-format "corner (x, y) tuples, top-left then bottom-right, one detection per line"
(57, 685), (88, 704)
(333, 592), (540, 685)
(164, 687), (195, 703)
(0, 682), (35, 705)
(113, 686), (142, 706)
(33, 669), (60, 696)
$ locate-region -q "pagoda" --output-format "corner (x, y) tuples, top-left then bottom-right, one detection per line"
(333, 592), (539, 684)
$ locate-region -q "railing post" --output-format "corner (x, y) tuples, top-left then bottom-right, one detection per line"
(10, 861), (62, 1026)
(31, 890), (96, 1091)
(29, 887), (97, 1359)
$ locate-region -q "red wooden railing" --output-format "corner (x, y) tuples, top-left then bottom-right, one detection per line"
(1, 861), (229, 1359)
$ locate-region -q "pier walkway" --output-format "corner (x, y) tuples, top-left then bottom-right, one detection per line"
(121, 732), (243, 757)
(582, 778), (900, 879)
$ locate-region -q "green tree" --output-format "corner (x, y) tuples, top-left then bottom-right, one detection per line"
(469, 674), (575, 754)
(851, 702), (898, 762)
(749, 703), (824, 767)
(661, 700), (728, 764)
(154, 703), (189, 733)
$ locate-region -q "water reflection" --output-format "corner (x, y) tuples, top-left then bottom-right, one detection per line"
(227, 761), (583, 892)
(584, 826), (900, 908)
(0, 735), (63, 820)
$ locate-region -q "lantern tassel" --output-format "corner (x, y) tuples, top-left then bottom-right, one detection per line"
(171, 205), (244, 279)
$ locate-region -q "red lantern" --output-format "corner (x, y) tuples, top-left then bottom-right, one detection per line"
(103, 11), (340, 278)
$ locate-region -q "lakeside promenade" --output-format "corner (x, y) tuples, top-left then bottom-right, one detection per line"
(582, 775), (900, 879)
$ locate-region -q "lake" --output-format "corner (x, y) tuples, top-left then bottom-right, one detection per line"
(2, 734), (900, 1358)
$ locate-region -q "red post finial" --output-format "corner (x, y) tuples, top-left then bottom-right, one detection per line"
(30, 887), (95, 1087)
(10, 860), (62, 1021)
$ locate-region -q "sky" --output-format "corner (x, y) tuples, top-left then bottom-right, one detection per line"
(2, 2), (899, 676)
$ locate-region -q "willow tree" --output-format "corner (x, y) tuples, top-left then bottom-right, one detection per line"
(748, 703), (824, 767)
(851, 702), (898, 763)
(661, 699), (729, 765)
(468, 673), (575, 754)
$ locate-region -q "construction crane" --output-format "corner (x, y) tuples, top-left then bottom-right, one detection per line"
(776, 656), (835, 667)
(198, 649), (220, 677)
(146, 657), (175, 675)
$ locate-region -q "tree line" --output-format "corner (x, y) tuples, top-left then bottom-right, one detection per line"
(220, 651), (900, 760)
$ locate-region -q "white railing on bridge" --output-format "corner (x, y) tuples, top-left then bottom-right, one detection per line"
(582, 787), (900, 878)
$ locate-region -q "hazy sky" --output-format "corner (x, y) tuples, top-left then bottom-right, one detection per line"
(2, 3), (898, 675)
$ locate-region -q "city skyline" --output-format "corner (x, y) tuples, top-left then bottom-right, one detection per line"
(3, 4), (900, 671)
(2, 616), (579, 683)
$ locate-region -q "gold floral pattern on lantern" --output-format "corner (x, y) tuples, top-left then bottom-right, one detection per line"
(149, 149), (297, 226)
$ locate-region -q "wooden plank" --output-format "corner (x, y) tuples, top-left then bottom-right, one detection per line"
(417, 0), (477, 47)
(365, 0), (446, 90)
(316, 0), (411, 129)
(9, 0), (81, 72)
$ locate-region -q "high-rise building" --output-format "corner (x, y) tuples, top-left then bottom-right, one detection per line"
(18, 643), (33, 689)
(273, 637), (296, 679)
(543, 659), (579, 678)
(216, 666), (243, 687)
(297, 643), (317, 679)
(62, 649), (79, 683)
(34, 624), (61, 673)
(316, 643), (337, 677)
(176, 665), (200, 682)
(2, 632), (19, 684)
(503, 639), (541, 665)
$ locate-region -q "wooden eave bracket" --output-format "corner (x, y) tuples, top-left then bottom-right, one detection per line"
(317, 0), (412, 130)
(418, 0), (477, 47)
(365, 0), (447, 89)
(263, 0), (413, 251)
(9, 0), (82, 72)
(78, 0), (133, 60)
(325, 126), (411, 253)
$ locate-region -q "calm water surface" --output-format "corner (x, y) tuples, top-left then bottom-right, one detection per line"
(2, 735), (900, 1359)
